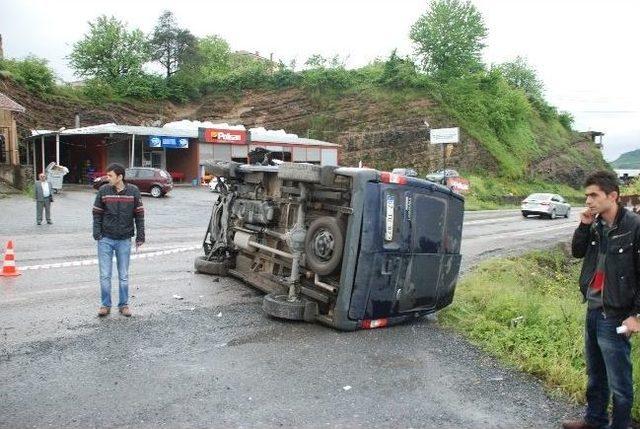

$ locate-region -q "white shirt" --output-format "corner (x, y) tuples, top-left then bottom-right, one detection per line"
(41, 181), (50, 198)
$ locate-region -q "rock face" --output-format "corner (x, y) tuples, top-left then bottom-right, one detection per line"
(2, 77), (607, 182)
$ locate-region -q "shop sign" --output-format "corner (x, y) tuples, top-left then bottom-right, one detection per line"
(199, 128), (248, 145)
(148, 136), (189, 149)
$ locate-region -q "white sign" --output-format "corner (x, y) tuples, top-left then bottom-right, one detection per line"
(430, 127), (460, 144)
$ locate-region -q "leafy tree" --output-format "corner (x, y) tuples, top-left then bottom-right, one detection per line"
(149, 11), (198, 79)
(68, 15), (150, 80)
(410, 0), (487, 79)
(495, 56), (544, 98)
(196, 35), (232, 80)
(558, 111), (574, 131)
(0, 56), (55, 94)
(377, 49), (419, 88)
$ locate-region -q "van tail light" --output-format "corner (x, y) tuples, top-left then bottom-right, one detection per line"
(361, 318), (388, 329)
(380, 172), (407, 185)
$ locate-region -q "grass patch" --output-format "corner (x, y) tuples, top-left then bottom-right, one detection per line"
(440, 247), (640, 418)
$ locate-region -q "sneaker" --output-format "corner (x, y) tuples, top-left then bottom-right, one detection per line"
(47, 221), (53, 224)
(98, 306), (110, 317)
(561, 420), (599, 429)
(37, 222), (41, 225)
(119, 306), (132, 317)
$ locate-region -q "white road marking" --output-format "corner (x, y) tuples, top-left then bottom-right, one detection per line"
(19, 245), (201, 271)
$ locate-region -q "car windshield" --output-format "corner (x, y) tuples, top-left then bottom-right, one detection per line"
(159, 170), (170, 179)
(527, 193), (553, 201)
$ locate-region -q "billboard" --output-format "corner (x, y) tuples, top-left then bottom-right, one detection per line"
(430, 127), (460, 144)
(199, 128), (248, 145)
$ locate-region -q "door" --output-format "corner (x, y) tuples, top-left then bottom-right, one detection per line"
(349, 183), (452, 320)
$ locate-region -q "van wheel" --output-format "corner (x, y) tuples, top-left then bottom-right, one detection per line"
(262, 294), (306, 321)
(278, 163), (321, 183)
(304, 217), (345, 276)
(194, 256), (228, 276)
(150, 186), (162, 198)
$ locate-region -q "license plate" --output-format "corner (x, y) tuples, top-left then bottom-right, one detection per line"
(385, 194), (395, 241)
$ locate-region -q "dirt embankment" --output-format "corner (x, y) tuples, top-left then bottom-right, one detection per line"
(1, 76), (606, 183)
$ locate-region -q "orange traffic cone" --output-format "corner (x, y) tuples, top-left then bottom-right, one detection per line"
(0, 241), (21, 277)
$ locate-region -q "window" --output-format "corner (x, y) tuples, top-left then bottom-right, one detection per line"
(0, 134), (6, 164)
(137, 169), (155, 179)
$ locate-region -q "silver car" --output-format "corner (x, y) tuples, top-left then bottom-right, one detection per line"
(521, 193), (571, 219)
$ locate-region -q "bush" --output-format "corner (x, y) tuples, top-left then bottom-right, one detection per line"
(82, 78), (116, 103)
(111, 73), (168, 99)
(0, 56), (55, 94)
(377, 50), (420, 89)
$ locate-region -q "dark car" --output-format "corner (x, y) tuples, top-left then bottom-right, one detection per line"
(194, 161), (464, 331)
(92, 167), (173, 198)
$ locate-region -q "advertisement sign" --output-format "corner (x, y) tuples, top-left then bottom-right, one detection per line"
(430, 127), (460, 144)
(199, 128), (248, 145)
(148, 136), (189, 149)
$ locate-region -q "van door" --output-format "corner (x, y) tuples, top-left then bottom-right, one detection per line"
(348, 182), (454, 320)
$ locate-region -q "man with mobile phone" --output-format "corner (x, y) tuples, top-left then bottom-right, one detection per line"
(563, 170), (640, 429)
(92, 163), (145, 318)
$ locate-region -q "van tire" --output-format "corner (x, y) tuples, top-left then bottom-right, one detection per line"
(305, 217), (345, 275)
(278, 163), (321, 183)
(262, 294), (306, 320)
(194, 256), (228, 276)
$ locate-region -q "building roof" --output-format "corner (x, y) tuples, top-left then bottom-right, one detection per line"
(28, 121), (340, 148)
(0, 92), (26, 113)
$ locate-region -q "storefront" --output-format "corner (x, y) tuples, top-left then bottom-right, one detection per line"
(197, 126), (340, 179)
(25, 124), (199, 184)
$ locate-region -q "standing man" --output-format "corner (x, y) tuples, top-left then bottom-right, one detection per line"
(563, 170), (640, 429)
(92, 163), (145, 317)
(35, 173), (53, 225)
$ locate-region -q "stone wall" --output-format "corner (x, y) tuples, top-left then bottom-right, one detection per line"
(0, 164), (34, 190)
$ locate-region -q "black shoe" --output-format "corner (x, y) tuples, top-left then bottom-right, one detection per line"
(47, 221), (52, 224)
(37, 222), (41, 225)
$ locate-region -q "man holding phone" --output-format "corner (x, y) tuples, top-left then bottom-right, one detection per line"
(92, 163), (145, 318)
(563, 170), (640, 429)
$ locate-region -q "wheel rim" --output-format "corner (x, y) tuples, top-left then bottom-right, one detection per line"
(312, 229), (335, 262)
(151, 187), (161, 197)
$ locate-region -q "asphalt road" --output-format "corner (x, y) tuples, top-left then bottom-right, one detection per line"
(0, 186), (584, 428)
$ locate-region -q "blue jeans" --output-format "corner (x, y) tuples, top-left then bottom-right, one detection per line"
(584, 309), (633, 429)
(98, 237), (132, 308)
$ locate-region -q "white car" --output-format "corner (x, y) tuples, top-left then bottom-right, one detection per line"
(521, 193), (571, 219)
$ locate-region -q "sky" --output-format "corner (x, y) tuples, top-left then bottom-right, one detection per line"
(1, 0), (638, 161)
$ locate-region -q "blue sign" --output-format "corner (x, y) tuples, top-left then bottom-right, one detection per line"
(147, 136), (189, 149)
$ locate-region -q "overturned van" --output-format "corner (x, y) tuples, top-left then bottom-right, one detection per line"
(195, 161), (464, 331)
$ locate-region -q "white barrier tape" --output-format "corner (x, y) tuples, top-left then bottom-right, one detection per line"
(20, 245), (200, 271)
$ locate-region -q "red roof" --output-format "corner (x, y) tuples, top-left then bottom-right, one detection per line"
(0, 92), (25, 113)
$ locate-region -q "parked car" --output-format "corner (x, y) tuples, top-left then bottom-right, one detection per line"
(425, 169), (460, 184)
(521, 193), (571, 219)
(194, 160), (465, 331)
(92, 167), (173, 198)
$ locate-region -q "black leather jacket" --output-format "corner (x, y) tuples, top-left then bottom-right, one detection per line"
(572, 205), (640, 318)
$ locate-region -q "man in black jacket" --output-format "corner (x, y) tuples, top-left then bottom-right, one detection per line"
(92, 163), (145, 317)
(563, 170), (640, 429)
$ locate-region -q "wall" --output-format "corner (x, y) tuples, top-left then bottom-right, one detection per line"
(0, 164), (35, 189)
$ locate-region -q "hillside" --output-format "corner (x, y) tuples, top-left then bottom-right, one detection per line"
(611, 149), (640, 169)
(1, 76), (608, 188)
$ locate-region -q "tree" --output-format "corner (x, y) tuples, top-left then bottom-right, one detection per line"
(149, 11), (198, 79)
(196, 35), (231, 80)
(69, 15), (149, 80)
(495, 56), (544, 98)
(410, 0), (487, 79)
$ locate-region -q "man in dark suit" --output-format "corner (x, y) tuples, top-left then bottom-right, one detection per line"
(35, 173), (53, 225)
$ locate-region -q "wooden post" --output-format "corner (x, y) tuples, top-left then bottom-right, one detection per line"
(32, 140), (36, 178)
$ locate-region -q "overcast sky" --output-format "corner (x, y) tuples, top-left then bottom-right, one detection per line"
(1, 0), (638, 161)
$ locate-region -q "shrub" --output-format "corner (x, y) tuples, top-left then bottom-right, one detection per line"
(0, 56), (56, 94)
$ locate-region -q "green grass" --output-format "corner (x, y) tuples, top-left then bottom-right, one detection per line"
(440, 247), (640, 418)
(462, 174), (584, 210)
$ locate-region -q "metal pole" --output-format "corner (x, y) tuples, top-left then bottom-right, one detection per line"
(32, 141), (36, 178)
(40, 135), (45, 173)
(131, 134), (135, 167)
(55, 133), (60, 165)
